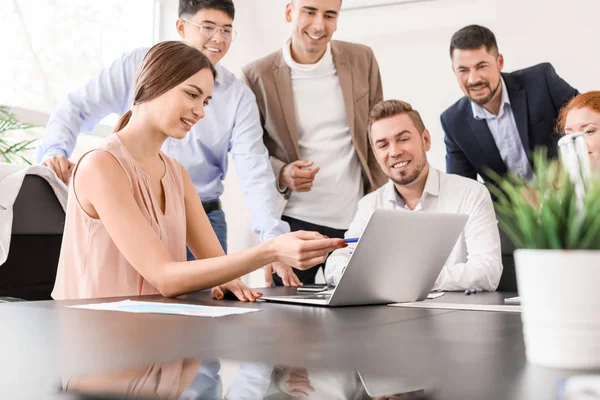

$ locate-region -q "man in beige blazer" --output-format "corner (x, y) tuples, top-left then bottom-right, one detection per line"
(242, 0), (386, 286)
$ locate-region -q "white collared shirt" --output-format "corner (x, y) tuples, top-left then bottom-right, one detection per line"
(471, 77), (534, 181)
(324, 167), (503, 291)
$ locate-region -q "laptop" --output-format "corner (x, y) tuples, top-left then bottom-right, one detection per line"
(357, 370), (427, 399)
(261, 209), (468, 307)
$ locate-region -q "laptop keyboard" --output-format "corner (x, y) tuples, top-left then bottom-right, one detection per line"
(289, 294), (332, 300)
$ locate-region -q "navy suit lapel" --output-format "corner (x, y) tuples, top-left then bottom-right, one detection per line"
(465, 108), (507, 176)
(503, 73), (531, 157)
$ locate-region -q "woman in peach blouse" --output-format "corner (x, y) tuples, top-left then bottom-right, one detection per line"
(52, 41), (345, 301)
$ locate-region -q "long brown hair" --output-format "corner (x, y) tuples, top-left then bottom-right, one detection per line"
(114, 41), (217, 132)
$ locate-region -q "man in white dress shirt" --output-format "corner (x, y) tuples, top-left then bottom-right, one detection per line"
(325, 100), (503, 291)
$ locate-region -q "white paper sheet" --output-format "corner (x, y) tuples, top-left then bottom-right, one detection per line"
(503, 296), (521, 305)
(68, 300), (260, 318)
(388, 302), (521, 313)
(427, 292), (444, 299)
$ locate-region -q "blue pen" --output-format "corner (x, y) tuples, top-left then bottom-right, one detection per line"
(344, 237), (359, 243)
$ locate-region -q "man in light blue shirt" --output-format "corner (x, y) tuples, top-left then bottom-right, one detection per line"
(470, 76), (534, 181)
(36, 0), (298, 281)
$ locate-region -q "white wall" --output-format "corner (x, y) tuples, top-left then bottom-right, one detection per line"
(0, 1), (156, 115)
(158, 0), (600, 285)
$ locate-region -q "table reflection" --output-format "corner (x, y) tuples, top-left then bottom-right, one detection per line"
(63, 358), (427, 399)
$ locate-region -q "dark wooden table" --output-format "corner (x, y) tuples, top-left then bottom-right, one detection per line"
(1, 288), (595, 399)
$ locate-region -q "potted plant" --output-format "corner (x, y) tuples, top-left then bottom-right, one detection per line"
(0, 105), (37, 164)
(488, 149), (600, 369)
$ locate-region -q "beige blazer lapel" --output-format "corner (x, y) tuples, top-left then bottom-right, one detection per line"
(331, 42), (368, 176)
(332, 44), (356, 141)
(273, 53), (301, 160)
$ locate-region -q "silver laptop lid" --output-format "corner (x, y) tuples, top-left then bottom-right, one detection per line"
(328, 209), (468, 306)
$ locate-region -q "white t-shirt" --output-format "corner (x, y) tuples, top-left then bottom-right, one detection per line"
(281, 38), (363, 229)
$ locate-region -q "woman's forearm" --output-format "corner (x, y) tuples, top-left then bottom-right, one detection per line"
(156, 241), (276, 297)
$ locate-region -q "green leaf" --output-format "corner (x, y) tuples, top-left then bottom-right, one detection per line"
(540, 200), (562, 249)
(0, 105), (36, 163)
(485, 148), (600, 250)
(579, 214), (600, 249)
(497, 219), (526, 249)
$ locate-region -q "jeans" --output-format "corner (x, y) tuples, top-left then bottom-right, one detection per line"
(187, 209), (227, 261)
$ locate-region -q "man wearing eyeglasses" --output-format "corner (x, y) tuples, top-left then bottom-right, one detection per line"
(35, 0), (301, 286)
(242, 0), (387, 286)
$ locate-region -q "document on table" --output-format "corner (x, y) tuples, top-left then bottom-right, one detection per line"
(503, 296), (521, 305)
(388, 302), (521, 313)
(68, 300), (260, 318)
(427, 292), (444, 299)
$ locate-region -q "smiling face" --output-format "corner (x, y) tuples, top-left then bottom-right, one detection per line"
(285, 0), (341, 64)
(176, 8), (233, 65)
(452, 46), (504, 107)
(370, 113), (431, 186)
(563, 107), (600, 169)
(143, 67), (215, 140)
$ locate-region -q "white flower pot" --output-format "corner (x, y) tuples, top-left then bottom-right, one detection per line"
(515, 249), (600, 369)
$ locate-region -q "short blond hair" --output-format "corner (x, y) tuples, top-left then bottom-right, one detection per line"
(367, 100), (426, 138)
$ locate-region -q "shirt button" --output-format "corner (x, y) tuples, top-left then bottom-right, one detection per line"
(509, 140), (513, 146)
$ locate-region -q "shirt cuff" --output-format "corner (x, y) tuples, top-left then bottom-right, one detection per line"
(260, 222), (291, 243)
(277, 181), (288, 194)
(40, 147), (68, 163)
(269, 156), (288, 191)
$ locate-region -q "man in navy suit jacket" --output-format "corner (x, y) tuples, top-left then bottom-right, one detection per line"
(441, 25), (578, 185)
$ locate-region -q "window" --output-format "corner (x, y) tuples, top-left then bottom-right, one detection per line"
(0, 0), (158, 118)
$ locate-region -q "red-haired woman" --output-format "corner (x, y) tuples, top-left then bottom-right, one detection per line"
(558, 91), (600, 168)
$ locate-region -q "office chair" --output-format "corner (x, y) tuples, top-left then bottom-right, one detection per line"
(497, 226), (518, 293)
(0, 175), (65, 301)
